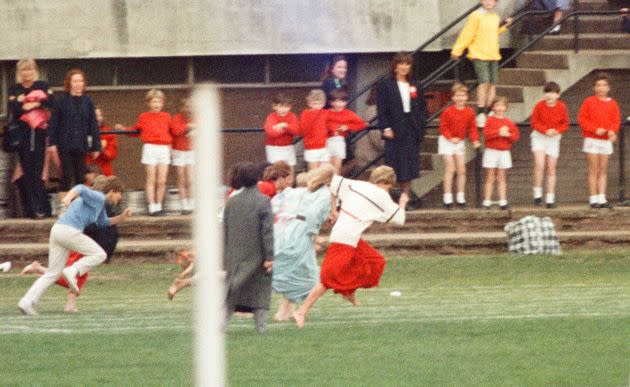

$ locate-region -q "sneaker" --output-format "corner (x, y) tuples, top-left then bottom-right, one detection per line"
(476, 112), (487, 128)
(546, 203), (557, 209)
(500, 204), (510, 210)
(444, 203), (453, 211)
(0, 261), (11, 273)
(17, 298), (38, 316)
(549, 24), (561, 35)
(590, 203), (601, 209)
(534, 198), (542, 206)
(62, 266), (80, 295)
(600, 202), (613, 209)
(456, 202), (468, 209)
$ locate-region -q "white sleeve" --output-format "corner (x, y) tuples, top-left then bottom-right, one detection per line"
(379, 193), (405, 225)
(329, 175), (350, 200)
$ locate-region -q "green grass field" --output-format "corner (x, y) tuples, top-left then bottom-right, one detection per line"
(0, 250), (628, 386)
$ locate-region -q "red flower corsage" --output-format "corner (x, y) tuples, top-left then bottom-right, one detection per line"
(410, 86), (417, 99)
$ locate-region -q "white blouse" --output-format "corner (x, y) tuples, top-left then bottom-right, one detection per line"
(397, 81), (411, 113)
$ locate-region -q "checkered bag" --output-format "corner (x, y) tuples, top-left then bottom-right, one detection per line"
(504, 215), (561, 255)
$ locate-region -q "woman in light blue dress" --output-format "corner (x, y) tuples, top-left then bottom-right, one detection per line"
(271, 165), (334, 321)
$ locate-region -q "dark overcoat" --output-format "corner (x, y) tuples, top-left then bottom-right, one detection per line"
(376, 78), (427, 181)
(223, 186), (274, 310)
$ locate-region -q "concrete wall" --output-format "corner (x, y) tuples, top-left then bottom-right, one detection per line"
(0, 0), (517, 59)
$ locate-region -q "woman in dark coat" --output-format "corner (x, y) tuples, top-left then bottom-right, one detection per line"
(321, 55), (349, 106)
(376, 52), (427, 202)
(223, 162), (274, 333)
(47, 69), (100, 196)
(7, 59), (54, 218)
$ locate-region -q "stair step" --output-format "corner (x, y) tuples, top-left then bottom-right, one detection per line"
(559, 15), (627, 34)
(365, 229), (630, 255)
(574, 0), (620, 11)
(499, 68), (547, 86)
(493, 86), (525, 102)
(531, 33), (630, 50)
(516, 52), (570, 69)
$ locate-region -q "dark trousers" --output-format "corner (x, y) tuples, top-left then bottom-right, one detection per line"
(58, 149), (87, 191)
(17, 131), (49, 217)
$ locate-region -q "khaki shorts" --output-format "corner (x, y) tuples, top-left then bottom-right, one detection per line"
(473, 60), (499, 85)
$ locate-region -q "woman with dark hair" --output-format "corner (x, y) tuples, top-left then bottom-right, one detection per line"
(321, 55), (349, 105)
(376, 53), (427, 206)
(223, 161), (274, 333)
(48, 69), (101, 198)
(7, 59), (54, 218)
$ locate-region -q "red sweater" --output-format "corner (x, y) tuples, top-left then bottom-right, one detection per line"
(530, 100), (570, 135)
(577, 96), (621, 139)
(263, 111), (299, 146)
(171, 113), (192, 151)
(483, 116), (520, 150)
(299, 109), (328, 150)
(85, 126), (117, 176)
(326, 109), (366, 138)
(438, 105), (479, 142)
(131, 112), (172, 145)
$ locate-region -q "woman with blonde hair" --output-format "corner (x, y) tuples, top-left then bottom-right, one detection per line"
(8, 59), (54, 218)
(271, 164), (335, 321)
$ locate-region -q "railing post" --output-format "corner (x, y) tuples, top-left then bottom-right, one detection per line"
(619, 122), (626, 203)
(573, 0), (580, 53)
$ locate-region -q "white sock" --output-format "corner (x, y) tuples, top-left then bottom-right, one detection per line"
(149, 203), (158, 213)
(482, 199), (492, 207)
(589, 195), (598, 204)
(181, 199), (188, 210)
(443, 193), (453, 205)
(156, 203), (163, 212)
(498, 199), (508, 207)
(598, 194), (607, 204)
(456, 192), (466, 204)
(546, 193), (555, 204)
(533, 187), (543, 199)
(187, 198), (195, 209)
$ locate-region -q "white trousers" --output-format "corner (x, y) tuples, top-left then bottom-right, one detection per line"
(22, 224), (106, 304)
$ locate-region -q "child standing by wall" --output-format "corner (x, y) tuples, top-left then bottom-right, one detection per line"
(438, 83), (480, 209)
(116, 89), (172, 216)
(326, 89), (366, 174)
(171, 97), (195, 215)
(263, 93), (299, 176)
(482, 96), (520, 210)
(530, 81), (570, 208)
(300, 90), (330, 170)
(451, 0), (513, 127)
(86, 107), (118, 176)
(577, 73), (621, 209)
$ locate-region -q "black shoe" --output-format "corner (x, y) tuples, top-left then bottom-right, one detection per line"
(444, 203), (453, 211)
(181, 209), (193, 215)
(456, 202), (468, 209)
(500, 204), (510, 210)
(534, 198), (542, 206)
(483, 205), (491, 210)
(546, 203), (556, 209)
(590, 203), (601, 209)
(600, 202), (613, 209)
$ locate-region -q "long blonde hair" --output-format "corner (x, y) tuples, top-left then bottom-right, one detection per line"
(307, 164), (335, 192)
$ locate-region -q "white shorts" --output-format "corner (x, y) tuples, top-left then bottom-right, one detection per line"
(326, 135), (346, 159)
(438, 135), (466, 156)
(141, 143), (171, 165)
(530, 130), (561, 158)
(171, 149), (195, 167)
(265, 145), (296, 166)
(304, 148), (330, 163)
(582, 138), (613, 155)
(482, 148), (512, 169)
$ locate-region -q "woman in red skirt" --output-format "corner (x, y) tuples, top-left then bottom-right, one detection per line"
(293, 165), (409, 328)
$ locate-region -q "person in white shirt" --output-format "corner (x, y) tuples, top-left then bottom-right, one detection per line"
(293, 166), (408, 328)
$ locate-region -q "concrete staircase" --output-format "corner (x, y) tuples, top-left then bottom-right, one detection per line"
(413, 0), (630, 204)
(3, 205), (630, 262)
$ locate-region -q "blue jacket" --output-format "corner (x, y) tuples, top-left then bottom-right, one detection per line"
(48, 93), (100, 152)
(57, 185), (109, 231)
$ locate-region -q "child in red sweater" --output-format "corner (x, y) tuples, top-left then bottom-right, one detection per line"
(530, 82), (570, 208)
(86, 107), (118, 176)
(263, 93), (299, 177)
(577, 73), (621, 208)
(116, 89), (172, 216)
(171, 97), (195, 214)
(300, 89), (330, 170)
(326, 89), (366, 174)
(438, 83), (480, 209)
(482, 96), (520, 210)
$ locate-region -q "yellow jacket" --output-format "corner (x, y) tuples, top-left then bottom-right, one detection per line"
(451, 9), (508, 61)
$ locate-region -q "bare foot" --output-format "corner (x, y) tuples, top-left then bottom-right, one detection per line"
(342, 293), (361, 306)
(64, 305), (78, 313)
(167, 285), (177, 300)
(20, 261), (42, 275)
(273, 312), (289, 322)
(293, 310), (305, 328)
